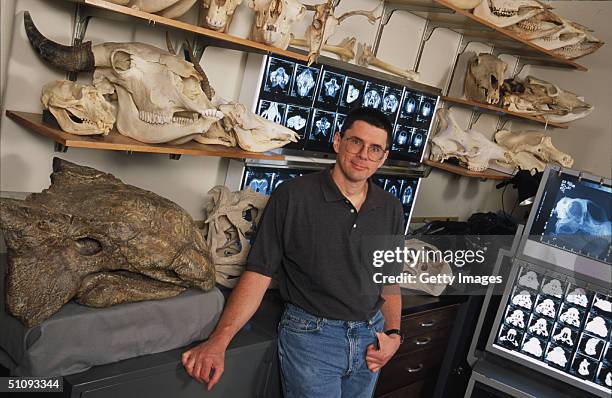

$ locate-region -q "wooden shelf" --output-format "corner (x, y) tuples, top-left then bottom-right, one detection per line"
(424, 159), (512, 181)
(6, 111), (285, 161)
(385, 0), (588, 71)
(441, 96), (569, 129)
(71, 0), (308, 62)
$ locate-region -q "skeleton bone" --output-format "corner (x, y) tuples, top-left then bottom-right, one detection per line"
(506, 9), (564, 40)
(248, 0), (308, 50)
(41, 80), (115, 136)
(464, 53), (507, 105)
(495, 130), (573, 173)
(531, 17), (588, 51)
(473, 0), (546, 28)
(430, 109), (512, 172)
(290, 36), (356, 62)
(201, 0), (244, 33)
(356, 43), (419, 81)
(446, 0), (482, 10)
(105, 0), (198, 18)
(303, 0), (382, 65)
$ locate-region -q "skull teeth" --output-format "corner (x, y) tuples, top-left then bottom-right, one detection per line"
(492, 7), (518, 17)
(137, 111), (199, 125)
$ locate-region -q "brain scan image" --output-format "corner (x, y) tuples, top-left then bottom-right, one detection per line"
(364, 89), (382, 108)
(579, 335), (605, 359)
(346, 84), (360, 103)
(421, 101), (433, 117)
(553, 197), (612, 237)
(511, 289), (535, 310)
(244, 171), (274, 195)
(545, 345), (569, 369)
(521, 336), (544, 359)
(382, 93), (399, 114)
(518, 269), (540, 290)
(249, 178), (269, 194)
(340, 78), (365, 108)
(317, 71), (345, 106)
(314, 117), (331, 137)
(571, 354), (597, 380)
(396, 130), (409, 146)
(559, 305), (584, 328)
(295, 67), (316, 97)
(308, 110), (337, 146)
(541, 278), (565, 298)
(385, 180), (402, 199)
(286, 115), (306, 131)
(404, 96), (417, 115)
(497, 324), (523, 349)
(528, 316), (552, 337)
(593, 294), (612, 314)
(566, 286), (591, 308)
(334, 114), (346, 135)
(270, 66), (289, 89)
(585, 314), (610, 338)
(412, 132), (424, 149)
(258, 101), (286, 125)
(596, 364), (611, 388)
(535, 297), (558, 318)
(401, 185), (414, 206)
(264, 57), (294, 94)
(505, 308), (526, 329)
(324, 77), (341, 97)
(552, 325), (578, 348)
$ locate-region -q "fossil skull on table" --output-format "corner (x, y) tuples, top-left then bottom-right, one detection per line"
(105, 0), (198, 18)
(464, 53), (507, 105)
(248, 0), (308, 50)
(473, 0), (546, 28)
(495, 129), (573, 173)
(41, 80), (115, 136)
(356, 42), (419, 81)
(430, 109), (512, 172)
(25, 12), (223, 144)
(201, 0), (244, 32)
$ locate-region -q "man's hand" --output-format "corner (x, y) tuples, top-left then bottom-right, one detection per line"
(366, 333), (401, 372)
(182, 336), (227, 391)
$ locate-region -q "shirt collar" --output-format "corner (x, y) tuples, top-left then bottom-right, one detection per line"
(320, 167), (386, 211)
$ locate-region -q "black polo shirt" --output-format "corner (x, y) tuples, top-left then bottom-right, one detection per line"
(245, 167), (405, 321)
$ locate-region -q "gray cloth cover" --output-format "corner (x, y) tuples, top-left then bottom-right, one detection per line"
(0, 256), (224, 377)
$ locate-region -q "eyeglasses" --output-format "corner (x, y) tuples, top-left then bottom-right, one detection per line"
(342, 136), (387, 161)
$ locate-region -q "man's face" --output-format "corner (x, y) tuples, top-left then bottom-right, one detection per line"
(332, 120), (389, 183)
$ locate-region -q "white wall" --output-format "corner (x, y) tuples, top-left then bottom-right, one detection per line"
(1, 0), (609, 222)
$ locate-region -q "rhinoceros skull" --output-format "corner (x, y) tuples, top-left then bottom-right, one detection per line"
(0, 158), (215, 327)
(202, 0), (244, 32)
(25, 12), (223, 144)
(248, 0), (307, 50)
(430, 109), (511, 172)
(41, 80), (115, 136)
(473, 0), (545, 28)
(495, 130), (573, 173)
(464, 53), (507, 105)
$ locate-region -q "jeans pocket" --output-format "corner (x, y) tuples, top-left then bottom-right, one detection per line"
(280, 312), (323, 333)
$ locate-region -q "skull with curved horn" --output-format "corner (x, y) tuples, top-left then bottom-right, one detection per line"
(25, 12), (223, 144)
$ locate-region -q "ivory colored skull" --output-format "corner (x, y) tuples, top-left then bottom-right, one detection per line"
(248, 0), (307, 49)
(473, 0), (545, 28)
(399, 239), (453, 297)
(495, 130), (574, 173)
(202, 0), (244, 32)
(464, 53), (507, 105)
(92, 43), (223, 144)
(41, 80), (115, 136)
(430, 109), (511, 172)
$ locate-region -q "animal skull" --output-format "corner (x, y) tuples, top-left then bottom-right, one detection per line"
(495, 130), (573, 173)
(473, 0), (545, 28)
(105, 0), (198, 18)
(201, 0), (244, 32)
(41, 80), (115, 136)
(464, 53), (507, 105)
(446, 0), (482, 10)
(248, 0), (308, 50)
(399, 239), (453, 296)
(430, 109), (512, 172)
(506, 9), (564, 40)
(531, 17), (603, 60)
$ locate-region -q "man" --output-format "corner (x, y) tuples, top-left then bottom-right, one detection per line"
(182, 107), (405, 397)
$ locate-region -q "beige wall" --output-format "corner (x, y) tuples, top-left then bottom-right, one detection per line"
(1, 0), (610, 222)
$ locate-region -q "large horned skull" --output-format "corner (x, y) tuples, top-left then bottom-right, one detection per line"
(202, 0), (244, 32)
(248, 0), (307, 50)
(25, 12), (223, 144)
(464, 53), (507, 105)
(41, 80), (115, 136)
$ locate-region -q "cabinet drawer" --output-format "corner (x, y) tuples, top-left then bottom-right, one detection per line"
(400, 304), (459, 338)
(376, 346), (445, 395)
(376, 378), (427, 398)
(397, 326), (452, 355)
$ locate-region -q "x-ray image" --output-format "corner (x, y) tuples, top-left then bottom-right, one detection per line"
(528, 315), (553, 337)
(596, 363), (611, 387)
(578, 334), (605, 360)
(384, 178), (402, 199)
(362, 82), (385, 109)
(552, 324), (579, 348)
(391, 124), (413, 153)
(566, 285), (593, 308)
(505, 307), (527, 329)
(410, 130), (426, 152)
(497, 324), (524, 349)
(334, 113), (346, 136)
(518, 268), (541, 290)
(545, 343), (571, 369)
(401, 184), (414, 206)
(521, 335), (546, 359)
(571, 354), (598, 380)
(510, 287), (536, 310)
(593, 293), (611, 314)
(272, 171), (301, 190)
(584, 312), (610, 338)
(340, 77), (365, 109)
(258, 100), (286, 125)
(558, 303), (585, 328)
(381, 86), (403, 116)
(285, 105), (311, 139)
(414, 96), (436, 128)
(534, 296), (559, 319)
(316, 70), (345, 108)
(541, 276), (567, 299)
(307, 109), (337, 149)
(399, 91), (418, 122)
(263, 57), (295, 95)
(244, 171), (275, 195)
(291, 65), (319, 100)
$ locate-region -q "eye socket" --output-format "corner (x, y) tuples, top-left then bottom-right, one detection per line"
(111, 50), (132, 72)
(491, 75), (498, 88)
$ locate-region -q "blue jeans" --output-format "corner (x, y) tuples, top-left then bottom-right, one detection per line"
(277, 303), (384, 398)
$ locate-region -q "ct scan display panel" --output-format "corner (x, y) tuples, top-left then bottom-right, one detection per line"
(492, 264), (611, 396)
(255, 55), (439, 163)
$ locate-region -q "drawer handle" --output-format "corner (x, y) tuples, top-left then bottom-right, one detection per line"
(415, 337), (431, 346)
(420, 320), (436, 327)
(405, 364), (424, 373)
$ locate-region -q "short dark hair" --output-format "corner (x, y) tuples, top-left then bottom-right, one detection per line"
(340, 107), (393, 149)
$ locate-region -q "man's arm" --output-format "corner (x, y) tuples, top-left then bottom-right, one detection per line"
(366, 284), (402, 372)
(181, 271), (271, 390)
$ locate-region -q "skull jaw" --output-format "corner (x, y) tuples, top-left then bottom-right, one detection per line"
(49, 107), (113, 136)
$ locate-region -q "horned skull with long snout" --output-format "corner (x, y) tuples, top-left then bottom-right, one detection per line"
(248, 0), (308, 50)
(24, 12), (223, 144)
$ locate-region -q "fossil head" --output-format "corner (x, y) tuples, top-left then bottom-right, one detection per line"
(464, 53), (507, 105)
(495, 130), (573, 173)
(41, 80), (115, 136)
(202, 0), (244, 32)
(248, 0), (307, 49)
(473, 0), (546, 28)
(507, 9), (564, 40)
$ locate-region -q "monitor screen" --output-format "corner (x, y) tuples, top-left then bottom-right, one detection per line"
(490, 264), (611, 397)
(255, 55), (439, 163)
(523, 171), (612, 273)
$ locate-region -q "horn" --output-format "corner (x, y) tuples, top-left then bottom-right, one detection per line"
(24, 11), (95, 73)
